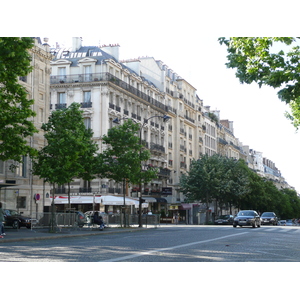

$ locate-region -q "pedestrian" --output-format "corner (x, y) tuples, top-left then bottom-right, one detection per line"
(0, 202), (5, 238)
(93, 211), (104, 230)
(173, 213), (179, 225)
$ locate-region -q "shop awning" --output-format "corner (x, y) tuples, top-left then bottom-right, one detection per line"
(180, 203), (192, 210)
(133, 197), (157, 203)
(155, 197), (167, 203)
(52, 195), (148, 208)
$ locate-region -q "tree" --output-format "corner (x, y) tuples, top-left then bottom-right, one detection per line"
(100, 119), (158, 226)
(180, 154), (225, 224)
(218, 158), (250, 214)
(0, 37), (37, 163)
(219, 37), (300, 129)
(32, 103), (99, 231)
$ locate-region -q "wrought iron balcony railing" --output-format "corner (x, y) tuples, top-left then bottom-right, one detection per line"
(51, 72), (168, 113)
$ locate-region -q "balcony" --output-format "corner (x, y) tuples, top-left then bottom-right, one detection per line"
(180, 162), (187, 169)
(51, 72), (168, 113)
(158, 167), (171, 177)
(55, 103), (67, 110)
(81, 102), (92, 108)
(150, 142), (165, 153)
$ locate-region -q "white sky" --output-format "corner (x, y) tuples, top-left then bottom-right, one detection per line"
(4, 1), (300, 192)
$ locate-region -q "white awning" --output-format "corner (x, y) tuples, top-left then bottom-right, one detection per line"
(133, 197), (157, 203)
(51, 195), (148, 207)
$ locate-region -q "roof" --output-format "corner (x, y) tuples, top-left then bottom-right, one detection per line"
(51, 46), (159, 89)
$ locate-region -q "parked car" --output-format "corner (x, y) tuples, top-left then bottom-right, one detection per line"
(261, 212), (278, 226)
(214, 215), (234, 225)
(233, 210), (261, 228)
(278, 220), (286, 226)
(57, 210), (86, 228)
(286, 219), (293, 226)
(3, 209), (32, 229)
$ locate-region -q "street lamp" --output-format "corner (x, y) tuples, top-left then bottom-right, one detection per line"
(113, 114), (171, 227)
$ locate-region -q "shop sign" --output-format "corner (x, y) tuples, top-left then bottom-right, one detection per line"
(169, 205), (179, 210)
(162, 187), (172, 195)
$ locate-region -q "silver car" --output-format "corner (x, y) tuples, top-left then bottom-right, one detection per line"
(233, 210), (261, 228)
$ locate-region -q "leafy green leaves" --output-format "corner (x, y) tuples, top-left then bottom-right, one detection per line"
(100, 119), (158, 186)
(219, 37), (300, 129)
(180, 154), (250, 205)
(32, 103), (99, 185)
(0, 37), (37, 162)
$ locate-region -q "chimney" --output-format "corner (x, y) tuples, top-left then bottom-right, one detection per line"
(72, 37), (82, 51)
(100, 44), (120, 61)
(229, 121), (234, 134)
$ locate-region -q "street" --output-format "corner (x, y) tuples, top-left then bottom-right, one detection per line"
(1, 225), (300, 262)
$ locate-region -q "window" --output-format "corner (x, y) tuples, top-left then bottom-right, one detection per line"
(83, 91), (91, 103)
(17, 196), (26, 209)
(84, 65), (91, 81)
(58, 92), (66, 104)
(15, 156), (27, 177)
(39, 108), (44, 123)
(0, 160), (4, 174)
(84, 118), (91, 129)
(39, 69), (44, 84)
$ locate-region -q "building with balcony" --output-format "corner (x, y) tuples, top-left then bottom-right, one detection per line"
(50, 38), (171, 212)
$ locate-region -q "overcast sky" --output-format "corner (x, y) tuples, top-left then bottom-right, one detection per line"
(6, 0), (300, 191)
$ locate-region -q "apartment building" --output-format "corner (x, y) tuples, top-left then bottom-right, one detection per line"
(0, 38), (52, 216)
(123, 57), (206, 204)
(50, 38), (172, 212)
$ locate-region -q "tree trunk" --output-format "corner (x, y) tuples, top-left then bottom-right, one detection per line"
(49, 183), (56, 233)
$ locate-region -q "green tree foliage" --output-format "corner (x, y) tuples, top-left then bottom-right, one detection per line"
(0, 37), (37, 162)
(33, 103), (99, 186)
(180, 154), (250, 223)
(180, 154), (300, 220)
(219, 37), (300, 129)
(99, 119), (158, 185)
(32, 103), (99, 230)
(218, 158), (250, 213)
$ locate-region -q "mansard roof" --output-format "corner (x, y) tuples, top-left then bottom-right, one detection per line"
(51, 45), (159, 90)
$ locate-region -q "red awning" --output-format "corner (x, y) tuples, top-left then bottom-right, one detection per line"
(180, 203), (191, 210)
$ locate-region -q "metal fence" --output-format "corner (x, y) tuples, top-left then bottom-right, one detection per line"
(29, 213), (160, 230)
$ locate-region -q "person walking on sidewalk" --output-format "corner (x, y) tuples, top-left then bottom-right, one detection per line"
(0, 202), (5, 238)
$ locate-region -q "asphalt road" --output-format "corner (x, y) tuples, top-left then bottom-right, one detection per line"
(1, 225), (300, 262)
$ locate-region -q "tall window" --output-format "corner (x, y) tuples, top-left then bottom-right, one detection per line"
(58, 92), (66, 104)
(0, 160), (4, 174)
(58, 67), (66, 81)
(84, 65), (91, 81)
(84, 118), (91, 129)
(39, 69), (44, 84)
(39, 108), (44, 123)
(83, 91), (91, 103)
(15, 156), (27, 177)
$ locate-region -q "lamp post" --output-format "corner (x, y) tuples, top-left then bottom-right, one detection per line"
(113, 114), (171, 227)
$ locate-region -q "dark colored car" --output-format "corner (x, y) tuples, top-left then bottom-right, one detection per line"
(214, 215), (234, 225)
(261, 212), (278, 225)
(233, 210), (261, 228)
(3, 209), (32, 229)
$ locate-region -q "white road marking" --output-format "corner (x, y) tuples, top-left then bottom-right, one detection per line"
(100, 231), (249, 262)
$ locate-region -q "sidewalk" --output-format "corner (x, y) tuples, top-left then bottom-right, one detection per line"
(0, 225), (153, 243)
